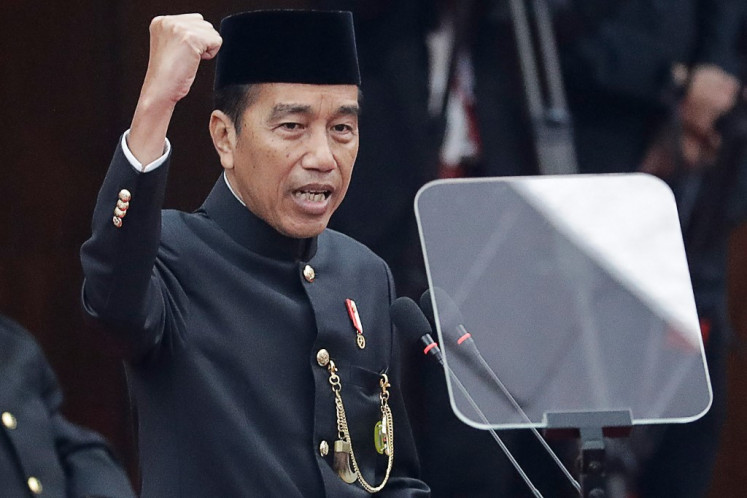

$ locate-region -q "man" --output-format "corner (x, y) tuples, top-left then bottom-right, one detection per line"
(0, 314), (135, 497)
(80, 10), (429, 497)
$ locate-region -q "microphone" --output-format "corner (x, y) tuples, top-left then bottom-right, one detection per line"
(419, 288), (581, 495)
(420, 288), (480, 357)
(393, 296), (548, 496)
(421, 288), (519, 401)
(420, 288), (507, 403)
(390, 296), (443, 365)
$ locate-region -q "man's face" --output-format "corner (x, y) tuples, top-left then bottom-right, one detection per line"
(224, 83), (359, 238)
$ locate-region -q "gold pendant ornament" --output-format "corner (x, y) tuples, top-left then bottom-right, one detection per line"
(327, 361), (394, 493)
(333, 440), (358, 483)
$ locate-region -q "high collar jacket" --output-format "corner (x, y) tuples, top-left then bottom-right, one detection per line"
(0, 315), (135, 498)
(80, 143), (429, 497)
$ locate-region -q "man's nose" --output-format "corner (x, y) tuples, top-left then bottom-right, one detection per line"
(301, 128), (336, 171)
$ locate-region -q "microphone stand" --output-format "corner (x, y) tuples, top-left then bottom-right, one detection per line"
(446, 320), (636, 498)
(422, 289), (582, 495)
(447, 324), (582, 496)
(427, 348), (545, 497)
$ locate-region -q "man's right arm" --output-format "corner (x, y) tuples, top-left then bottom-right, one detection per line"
(80, 15), (221, 358)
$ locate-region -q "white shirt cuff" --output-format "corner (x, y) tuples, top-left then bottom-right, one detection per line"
(121, 130), (171, 173)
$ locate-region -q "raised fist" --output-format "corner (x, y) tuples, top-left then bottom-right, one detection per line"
(128, 14), (223, 165)
(141, 13), (223, 106)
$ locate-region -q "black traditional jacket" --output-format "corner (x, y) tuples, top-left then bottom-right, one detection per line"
(0, 315), (134, 498)
(80, 144), (429, 497)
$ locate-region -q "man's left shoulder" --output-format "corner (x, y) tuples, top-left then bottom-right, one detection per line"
(320, 228), (388, 266)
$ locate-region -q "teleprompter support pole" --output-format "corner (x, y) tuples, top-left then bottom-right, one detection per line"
(578, 426), (606, 498)
(544, 410), (633, 498)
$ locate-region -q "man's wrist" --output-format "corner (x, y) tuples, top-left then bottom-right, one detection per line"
(128, 91), (176, 168)
(122, 130), (171, 172)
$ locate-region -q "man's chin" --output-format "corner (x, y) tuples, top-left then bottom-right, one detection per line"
(279, 219), (328, 239)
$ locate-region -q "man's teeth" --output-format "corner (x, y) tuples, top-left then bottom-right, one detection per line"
(296, 191), (328, 202)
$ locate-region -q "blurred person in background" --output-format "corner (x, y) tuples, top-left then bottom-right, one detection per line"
(0, 314), (135, 497)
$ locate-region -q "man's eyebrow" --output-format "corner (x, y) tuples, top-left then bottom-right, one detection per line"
(268, 103), (360, 121)
(336, 104), (360, 117)
(269, 104), (313, 121)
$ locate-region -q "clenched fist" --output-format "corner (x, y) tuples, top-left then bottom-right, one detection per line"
(129, 14), (222, 167)
(142, 14), (223, 106)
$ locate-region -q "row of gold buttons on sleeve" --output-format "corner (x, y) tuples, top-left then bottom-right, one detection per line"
(112, 189), (131, 228)
(2, 411), (43, 494)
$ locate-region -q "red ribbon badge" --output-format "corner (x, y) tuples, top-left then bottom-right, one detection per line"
(345, 298), (363, 335)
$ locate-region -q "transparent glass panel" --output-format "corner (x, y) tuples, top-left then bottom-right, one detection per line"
(415, 174), (711, 429)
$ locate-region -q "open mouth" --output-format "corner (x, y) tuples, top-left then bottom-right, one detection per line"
(294, 189), (331, 202)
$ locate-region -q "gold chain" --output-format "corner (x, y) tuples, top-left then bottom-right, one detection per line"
(327, 360), (394, 493)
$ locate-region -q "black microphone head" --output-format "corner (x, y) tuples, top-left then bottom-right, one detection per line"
(390, 296), (433, 345)
(419, 289), (435, 327)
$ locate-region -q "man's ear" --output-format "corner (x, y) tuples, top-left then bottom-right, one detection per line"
(209, 110), (237, 170)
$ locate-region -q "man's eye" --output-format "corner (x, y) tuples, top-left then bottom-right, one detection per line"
(332, 124), (352, 133)
(280, 123), (301, 131)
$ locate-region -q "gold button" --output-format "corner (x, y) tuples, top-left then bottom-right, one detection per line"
(112, 216), (123, 228)
(316, 349), (330, 367)
(319, 440), (329, 457)
(118, 189), (132, 202)
(27, 476), (42, 494)
(116, 199), (129, 211)
(303, 265), (315, 283)
(113, 207), (127, 218)
(2, 412), (17, 430)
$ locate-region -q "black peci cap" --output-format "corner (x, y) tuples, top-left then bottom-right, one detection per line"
(215, 10), (361, 90)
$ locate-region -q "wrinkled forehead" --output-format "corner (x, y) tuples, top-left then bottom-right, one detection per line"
(250, 83), (361, 115)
